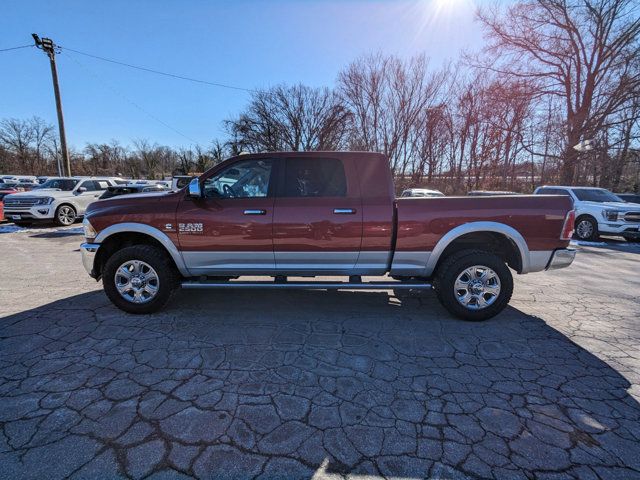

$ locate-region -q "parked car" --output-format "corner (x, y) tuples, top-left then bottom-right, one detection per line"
(100, 183), (170, 200)
(615, 193), (640, 204)
(81, 152), (575, 320)
(400, 188), (444, 198)
(534, 185), (640, 242)
(467, 190), (519, 196)
(14, 182), (40, 191)
(0, 175), (37, 186)
(3, 177), (118, 226)
(0, 186), (18, 223)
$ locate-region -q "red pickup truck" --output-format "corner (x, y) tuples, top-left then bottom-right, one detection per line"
(81, 152), (575, 320)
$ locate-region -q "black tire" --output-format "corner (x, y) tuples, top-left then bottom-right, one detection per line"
(102, 245), (179, 314)
(574, 215), (598, 241)
(433, 249), (513, 321)
(54, 204), (77, 226)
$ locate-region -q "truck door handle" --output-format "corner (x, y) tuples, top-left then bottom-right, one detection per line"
(333, 208), (356, 215)
(244, 209), (266, 215)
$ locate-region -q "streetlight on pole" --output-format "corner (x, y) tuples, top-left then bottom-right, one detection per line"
(32, 33), (71, 177)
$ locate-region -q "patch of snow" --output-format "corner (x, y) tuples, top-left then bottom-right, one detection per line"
(0, 225), (83, 235)
(570, 240), (609, 247)
(570, 239), (638, 249)
(0, 225), (25, 234)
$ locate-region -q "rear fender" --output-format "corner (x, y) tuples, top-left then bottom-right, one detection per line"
(426, 221), (531, 275)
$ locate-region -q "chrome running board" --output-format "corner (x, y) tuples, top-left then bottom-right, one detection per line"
(181, 280), (432, 290)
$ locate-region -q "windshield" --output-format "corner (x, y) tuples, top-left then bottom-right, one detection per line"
(35, 179), (79, 191)
(572, 188), (622, 203)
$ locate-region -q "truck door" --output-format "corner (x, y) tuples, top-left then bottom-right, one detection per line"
(176, 158), (276, 275)
(273, 156), (363, 273)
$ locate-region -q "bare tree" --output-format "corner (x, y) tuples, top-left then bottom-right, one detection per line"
(337, 53), (447, 175)
(0, 117), (55, 175)
(84, 141), (128, 176)
(225, 84), (350, 152)
(476, 0), (640, 183)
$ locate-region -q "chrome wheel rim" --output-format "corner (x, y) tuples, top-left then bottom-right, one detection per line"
(114, 260), (159, 304)
(576, 220), (593, 239)
(58, 206), (75, 225)
(454, 265), (501, 310)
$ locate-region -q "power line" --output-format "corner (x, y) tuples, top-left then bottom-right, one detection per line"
(59, 45), (256, 94)
(0, 44), (33, 53)
(63, 50), (199, 144)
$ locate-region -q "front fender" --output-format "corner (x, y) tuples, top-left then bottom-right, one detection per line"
(94, 222), (190, 276)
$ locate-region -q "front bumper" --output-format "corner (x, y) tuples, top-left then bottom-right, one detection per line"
(3, 206), (54, 221)
(598, 222), (640, 237)
(81, 243), (100, 278)
(546, 248), (576, 270)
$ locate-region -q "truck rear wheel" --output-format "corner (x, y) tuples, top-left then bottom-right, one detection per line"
(102, 245), (179, 314)
(433, 249), (513, 321)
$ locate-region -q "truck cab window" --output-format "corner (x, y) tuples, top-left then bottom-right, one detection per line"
(284, 158), (346, 197)
(203, 159), (273, 199)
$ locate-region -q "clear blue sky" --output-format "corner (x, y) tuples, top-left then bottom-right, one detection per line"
(1, 0), (488, 150)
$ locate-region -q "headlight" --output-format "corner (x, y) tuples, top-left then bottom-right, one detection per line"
(602, 210), (622, 221)
(83, 217), (97, 239)
(35, 197), (54, 205)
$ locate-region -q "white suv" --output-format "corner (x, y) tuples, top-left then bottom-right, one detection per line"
(3, 177), (117, 226)
(534, 186), (640, 241)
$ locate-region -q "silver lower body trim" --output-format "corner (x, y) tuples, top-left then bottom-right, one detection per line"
(274, 251), (359, 269)
(390, 251), (432, 276)
(80, 243), (100, 277)
(181, 250), (390, 276)
(182, 251), (276, 273)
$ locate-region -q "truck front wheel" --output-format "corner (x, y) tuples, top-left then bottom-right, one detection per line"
(102, 245), (179, 314)
(434, 249), (513, 321)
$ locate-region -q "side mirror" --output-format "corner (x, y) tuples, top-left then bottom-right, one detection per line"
(77, 187), (87, 193)
(188, 178), (202, 198)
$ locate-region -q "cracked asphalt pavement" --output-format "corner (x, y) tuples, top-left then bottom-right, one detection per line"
(1, 227), (639, 479)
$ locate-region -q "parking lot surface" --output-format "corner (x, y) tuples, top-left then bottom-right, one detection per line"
(1, 226), (639, 479)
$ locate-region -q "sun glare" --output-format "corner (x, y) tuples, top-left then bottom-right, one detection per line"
(433, 0), (468, 14)
(411, 0), (475, 45)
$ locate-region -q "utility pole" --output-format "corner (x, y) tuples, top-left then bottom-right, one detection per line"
(32, 34), (71, 177)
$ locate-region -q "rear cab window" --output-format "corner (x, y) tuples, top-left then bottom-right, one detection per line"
(282, 158), (347, 198)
